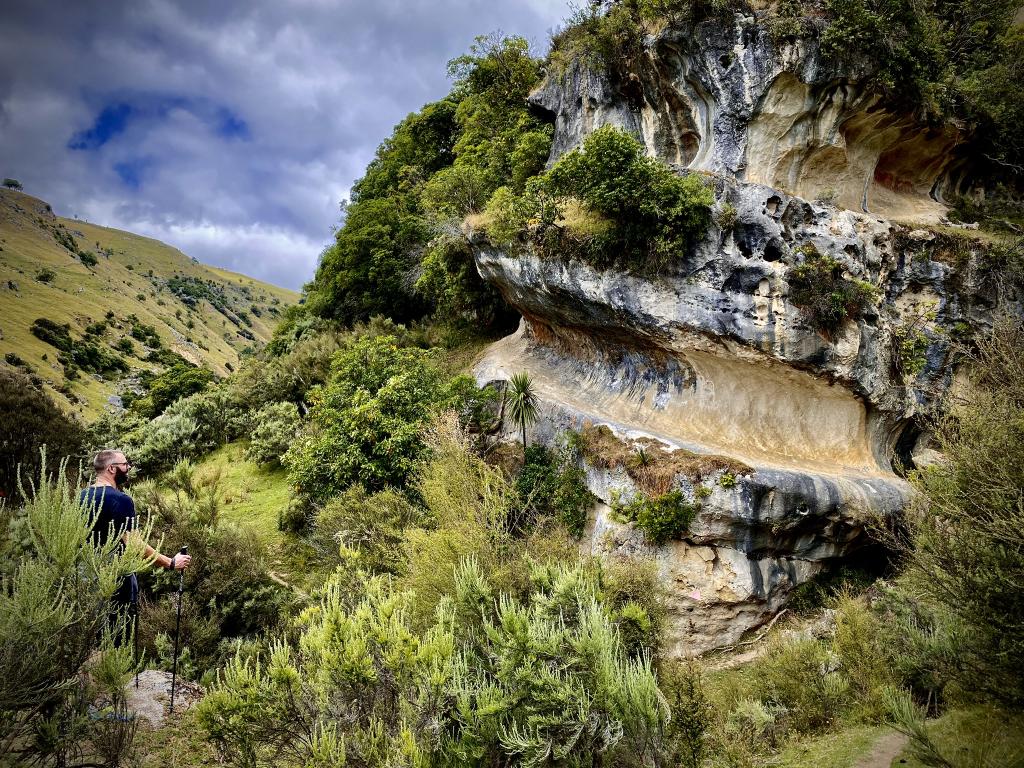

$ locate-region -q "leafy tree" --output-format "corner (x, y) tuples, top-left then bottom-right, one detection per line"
(2, 178), (22, 190)
(283, 335), (479, 501)
(0, 369), (85, 497)
(245, 401), (301, 466)
(505, 371), (539, 448)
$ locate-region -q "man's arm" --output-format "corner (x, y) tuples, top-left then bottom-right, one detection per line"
(126, 535), (191, 570)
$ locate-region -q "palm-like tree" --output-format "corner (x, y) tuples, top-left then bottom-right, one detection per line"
(505, 371), (538, 448)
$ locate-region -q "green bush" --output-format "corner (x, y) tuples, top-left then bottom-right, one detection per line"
(515, 442), (594, 537)
(78, 250), (98, 268)
(133, 462), (292, 677)
(0, 460), (148, 765)
(902, 316), (1024, 706)
(245, 401), (301, 466)
(34, 267), (56, 283)
(283, 335), (480, 501)
(309, 486), (422, 576)
(143, 363), (214, 417)
(198, 558), (669, 767)
(486, 126), (713, 271)
(620, 488), (696, 544)
(788, 244), (878, 336)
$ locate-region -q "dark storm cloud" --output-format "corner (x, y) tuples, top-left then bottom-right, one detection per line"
(0, 0), (569, 289)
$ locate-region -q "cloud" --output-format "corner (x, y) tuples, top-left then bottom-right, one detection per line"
(0, 0), (570, 290)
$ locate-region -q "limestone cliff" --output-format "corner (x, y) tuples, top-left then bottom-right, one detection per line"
(472, 13), (1016, 653)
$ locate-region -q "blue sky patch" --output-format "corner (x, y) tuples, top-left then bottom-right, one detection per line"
(68, 103), (133, 150)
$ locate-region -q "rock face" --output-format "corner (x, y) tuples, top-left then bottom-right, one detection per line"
(473, 14), (1012, 654)
(531, 16), (969, 222)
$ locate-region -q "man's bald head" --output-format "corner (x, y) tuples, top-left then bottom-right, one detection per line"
(93, 449), (126, 474)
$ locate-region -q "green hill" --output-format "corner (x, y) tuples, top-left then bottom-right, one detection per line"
(0, 188), (299, 418)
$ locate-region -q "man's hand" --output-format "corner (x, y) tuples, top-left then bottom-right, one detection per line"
(171, 552), (192, 570)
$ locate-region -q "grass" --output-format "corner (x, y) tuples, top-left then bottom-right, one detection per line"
(136, 709), (219, 767)
(774, 724), (893, 767)
(896, 706), (1024, 767)
(193, 442), (289, 545)
(577, 423), (751, 494)
(0, 188), (297, 418)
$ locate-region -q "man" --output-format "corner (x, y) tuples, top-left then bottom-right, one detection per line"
(81, 449), (192, 636)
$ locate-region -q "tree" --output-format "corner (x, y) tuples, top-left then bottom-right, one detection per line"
(0, 369), (85, 498)
(902, 315), (1024, 705)
(2, 178), (22, 191)
(505, 371), (539, 448)
(283, 335), (479, 502)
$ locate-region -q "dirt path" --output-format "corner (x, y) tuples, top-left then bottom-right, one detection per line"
(856, 730), (909, 768)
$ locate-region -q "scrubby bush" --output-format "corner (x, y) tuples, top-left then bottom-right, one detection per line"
(0, 460), (147, 766)
(78, 250), (98, 268)
(245, 401), (301, 466)
(198, 558), (669, 767)
(788, 244), (878, 336)
(515, 442), (594, 537)
(617, 488), (696, 544)
(34, 267), (56, 283)
(133, 462), (292, 677)
(141, 362), (214, 417)
(901, 315), (1024, 706)
(284, 335), (481, 501)
(309, 486), (422, 576)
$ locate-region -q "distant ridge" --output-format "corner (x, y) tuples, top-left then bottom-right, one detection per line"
(0, 188), (299, 417)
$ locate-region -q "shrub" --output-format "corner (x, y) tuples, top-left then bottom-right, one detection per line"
(78, 250), (98, 268)
(421, 162), (493, 218)
(34, 267), (56, 283)
(143, 363), (214, 417)
(755, 636), (851, 733)
(30, 317), (72, 351)
(515, 442), (594, 537)
(245, 401), (301, 466)
(133, 463), (292, 675)
(901, 316), (1024, 706)
(486, 126), (713, 271)
(788, 244), (878, 336)
(620, 489), (697, 544)
(0, 460), (148, 765)
(115, 337), (134, 354)
(198, 559), (669, 767)
(2, 178), (22, 190)
(283, 335), (480, 501)
(309, 486), (422, 576)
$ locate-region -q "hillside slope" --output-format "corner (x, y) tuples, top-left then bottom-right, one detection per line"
(0, 188), (299, 418)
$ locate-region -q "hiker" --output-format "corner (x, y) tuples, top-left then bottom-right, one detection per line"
(81, 449), (193, 641)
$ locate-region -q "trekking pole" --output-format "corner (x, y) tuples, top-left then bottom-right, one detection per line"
(134, 604), (140, 689)
(169, 546), (188, 714)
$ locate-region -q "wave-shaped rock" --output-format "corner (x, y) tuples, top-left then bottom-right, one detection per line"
(472, 13), (1015, 653)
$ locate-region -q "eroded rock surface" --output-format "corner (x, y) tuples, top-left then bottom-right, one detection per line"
(531, 15), (973, 221)
(469, 13), (1017, 654)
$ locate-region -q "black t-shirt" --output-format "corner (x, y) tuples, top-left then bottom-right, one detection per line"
(80, 485), (136, 551)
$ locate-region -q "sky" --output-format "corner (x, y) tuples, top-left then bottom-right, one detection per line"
(0, 0), (571, 290)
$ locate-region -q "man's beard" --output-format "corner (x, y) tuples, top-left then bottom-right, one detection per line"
(114, 469), (129, 488)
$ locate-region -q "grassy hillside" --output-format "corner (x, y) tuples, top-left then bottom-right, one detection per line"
(0, 188), (298, 418)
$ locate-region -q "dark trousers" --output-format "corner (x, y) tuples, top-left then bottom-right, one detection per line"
(107, 574), (139, 647)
